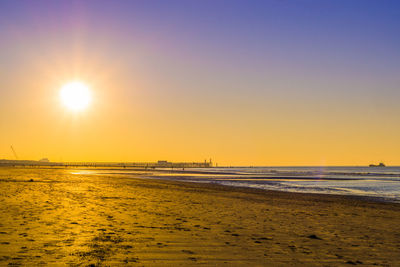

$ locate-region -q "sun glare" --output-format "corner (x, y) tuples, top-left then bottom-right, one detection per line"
(60, 81), (92, 111)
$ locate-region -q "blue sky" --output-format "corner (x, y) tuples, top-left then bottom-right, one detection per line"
(1, 1), (400, 164)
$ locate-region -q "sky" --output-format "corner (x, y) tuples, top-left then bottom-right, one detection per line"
(0, 0), (399, 166)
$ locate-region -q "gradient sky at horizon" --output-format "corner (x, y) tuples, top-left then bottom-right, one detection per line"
(1, 0), (399, 165)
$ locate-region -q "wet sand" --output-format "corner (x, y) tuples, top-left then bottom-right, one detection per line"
(0, 167), (399, 266)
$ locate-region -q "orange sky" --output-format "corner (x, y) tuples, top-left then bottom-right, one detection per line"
(1, 61), (398, 166)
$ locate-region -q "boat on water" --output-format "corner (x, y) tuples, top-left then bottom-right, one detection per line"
(369, 162), (386, 167)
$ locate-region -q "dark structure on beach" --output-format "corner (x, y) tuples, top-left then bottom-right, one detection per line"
(0, 159), (212, 168)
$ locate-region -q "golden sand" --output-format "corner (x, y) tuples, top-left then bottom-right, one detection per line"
(0, 168), (399, 266)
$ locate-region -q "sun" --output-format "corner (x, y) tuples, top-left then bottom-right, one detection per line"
(60, 81), (92, 111)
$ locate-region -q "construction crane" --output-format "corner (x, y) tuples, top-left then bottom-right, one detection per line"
(10, 145), (18, 160)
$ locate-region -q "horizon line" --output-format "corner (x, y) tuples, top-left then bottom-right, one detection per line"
(0, 159), (396, 168)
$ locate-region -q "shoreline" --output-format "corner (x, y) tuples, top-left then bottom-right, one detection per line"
(159, 178), (400, 204)
(133, 174), (400, 206)
(1, 165), (399, 203)
(5, 165), (398, 203)
(97, 169), (400, 204)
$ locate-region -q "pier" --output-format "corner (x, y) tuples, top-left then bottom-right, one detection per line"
(0, 160), (212, 168)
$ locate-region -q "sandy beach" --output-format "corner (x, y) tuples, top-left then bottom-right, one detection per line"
(0, 167), (399, 266)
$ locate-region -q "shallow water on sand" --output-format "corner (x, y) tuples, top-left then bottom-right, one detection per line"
(88, 166), (400, 202)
